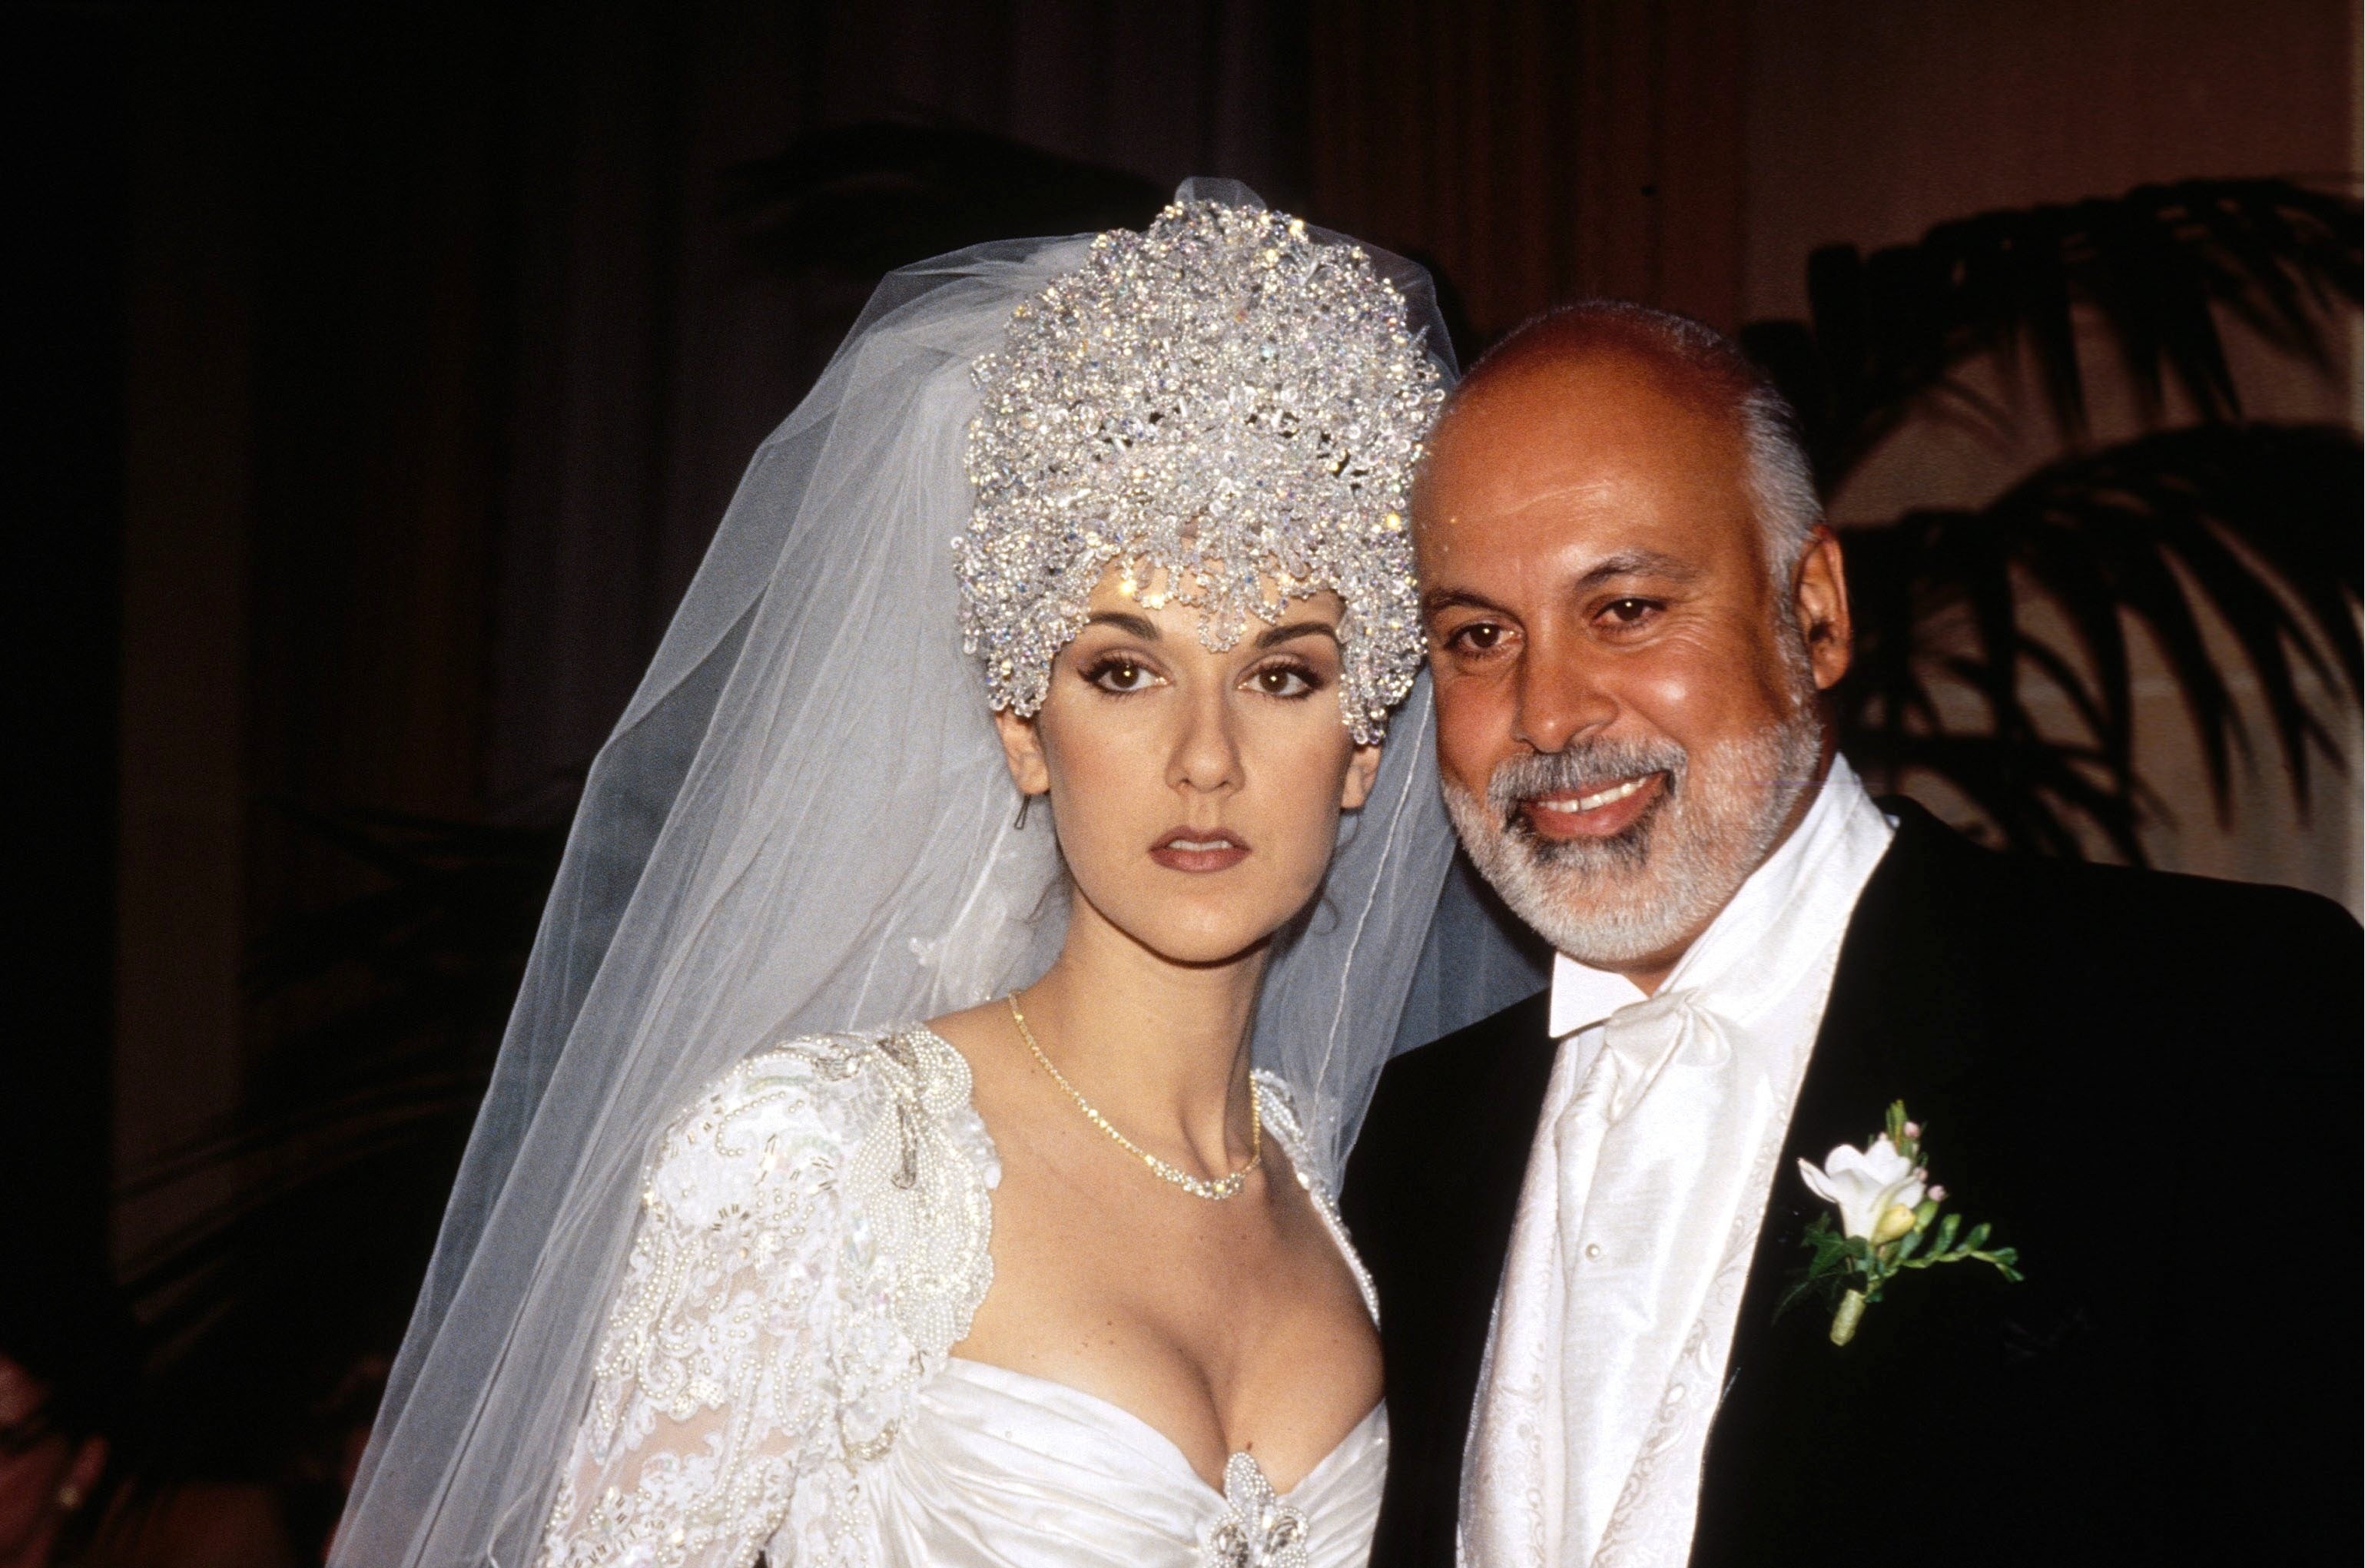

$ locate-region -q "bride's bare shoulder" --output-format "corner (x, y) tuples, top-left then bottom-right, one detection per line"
(922, 998), (1010, 1056)
(920, 999), (1031, 1105)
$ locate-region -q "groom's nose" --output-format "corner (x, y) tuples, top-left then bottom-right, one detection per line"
(1511, 632), (1618, 754)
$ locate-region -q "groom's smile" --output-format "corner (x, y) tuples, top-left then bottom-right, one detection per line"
(1523, 771), (1667, 839)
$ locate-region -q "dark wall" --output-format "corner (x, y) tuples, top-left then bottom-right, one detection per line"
(6, 6), (130, 1281)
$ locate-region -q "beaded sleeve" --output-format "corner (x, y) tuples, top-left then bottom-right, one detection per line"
(537, 1027), (999, 1568)
(1252, 1071), (1378, 1326)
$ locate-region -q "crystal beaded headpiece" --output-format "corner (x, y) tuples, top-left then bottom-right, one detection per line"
(958, 199), (1447, 743)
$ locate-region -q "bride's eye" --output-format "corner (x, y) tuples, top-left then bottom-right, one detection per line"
(1246, 659), (1323, 698)
(1082, 654), (1163, 694)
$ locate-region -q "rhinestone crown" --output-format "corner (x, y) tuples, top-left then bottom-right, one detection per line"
(958, 199), (1446, 742)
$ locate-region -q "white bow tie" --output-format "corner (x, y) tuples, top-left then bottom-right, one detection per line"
(1593, 990), (1731, 1123)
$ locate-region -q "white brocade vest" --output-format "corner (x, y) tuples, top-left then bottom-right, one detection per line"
(1461, 762), (1896, 1568)
(539, 1026), (1385, 1568)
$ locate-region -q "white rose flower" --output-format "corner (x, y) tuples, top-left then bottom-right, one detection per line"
(1799, 1134), (1927, 1241)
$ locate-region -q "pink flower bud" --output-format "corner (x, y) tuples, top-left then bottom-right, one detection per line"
(1926, 1184), (1947, 1203)
(1902, 1121), (1922, 1140)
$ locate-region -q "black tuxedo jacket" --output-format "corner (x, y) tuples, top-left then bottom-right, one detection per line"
(1342, 801), (2360, 1566)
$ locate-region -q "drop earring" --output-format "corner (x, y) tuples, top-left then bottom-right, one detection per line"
(1013, 793), (1033, 830)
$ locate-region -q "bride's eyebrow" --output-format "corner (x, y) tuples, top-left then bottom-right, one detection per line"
(1083, 610), (1161, 640)
(1255, 620), (1341, 650)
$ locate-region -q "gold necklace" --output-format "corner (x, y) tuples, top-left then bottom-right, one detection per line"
(1007, 994), (1262, 1202)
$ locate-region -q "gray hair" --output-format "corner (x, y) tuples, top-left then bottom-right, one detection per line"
(1739, 381), (1821, 586)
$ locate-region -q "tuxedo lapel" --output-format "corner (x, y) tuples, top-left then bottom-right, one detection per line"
(1751, 800), (1988, 1267)
(1692, 802), (1998, 1562)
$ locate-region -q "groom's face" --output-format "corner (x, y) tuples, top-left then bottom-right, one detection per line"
(1414, 348), (1850, 983)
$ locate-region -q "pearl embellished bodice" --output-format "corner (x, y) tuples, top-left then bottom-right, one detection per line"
(538, 1026), (1384, 1568)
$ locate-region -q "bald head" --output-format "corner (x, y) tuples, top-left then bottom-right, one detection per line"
(1431, 302), (1821, 582)
(1462, 300), (1760, 399)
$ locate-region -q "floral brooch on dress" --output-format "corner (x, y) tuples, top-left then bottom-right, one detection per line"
(1782, 1100), (2024, 1346)
(1203, 1452), (1309, 1568)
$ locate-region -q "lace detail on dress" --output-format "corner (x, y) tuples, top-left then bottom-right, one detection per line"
(538, 1027), (998, 1568)
(812, 1027), (1000, 1462)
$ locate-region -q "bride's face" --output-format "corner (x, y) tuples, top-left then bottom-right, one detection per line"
(995, 567), (1383, 967)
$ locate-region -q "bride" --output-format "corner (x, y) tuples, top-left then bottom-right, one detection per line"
(331, 182), (1477, 1568)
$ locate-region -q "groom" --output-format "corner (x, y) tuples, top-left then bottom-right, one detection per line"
(1342, 303), (2361, 1567)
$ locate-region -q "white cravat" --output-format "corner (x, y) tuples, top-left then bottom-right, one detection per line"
(1460, 758), (1896, 1568)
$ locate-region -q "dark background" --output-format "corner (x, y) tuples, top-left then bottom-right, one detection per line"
(3, 0), (2356, 1557)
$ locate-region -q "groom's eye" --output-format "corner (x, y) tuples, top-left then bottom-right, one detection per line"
(1597, 598), (1660, 628)
(1447, 622), (1510, 655)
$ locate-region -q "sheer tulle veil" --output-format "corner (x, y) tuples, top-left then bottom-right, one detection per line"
(332, 179), (1504, 1567)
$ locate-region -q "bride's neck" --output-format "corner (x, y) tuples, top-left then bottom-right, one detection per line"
(1016, 899), (1265, 1167)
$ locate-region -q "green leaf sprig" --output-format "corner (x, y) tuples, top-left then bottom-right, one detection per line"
(1781, 1101), (2023, 1345)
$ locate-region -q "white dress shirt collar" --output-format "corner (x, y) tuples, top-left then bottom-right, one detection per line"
(1546, 754), (1892, 1041)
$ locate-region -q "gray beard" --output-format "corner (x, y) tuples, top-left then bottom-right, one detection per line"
(1443, 701), (1826, 969)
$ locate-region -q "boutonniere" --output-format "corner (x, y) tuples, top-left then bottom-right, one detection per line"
(1783, 1100), (2022, 1346)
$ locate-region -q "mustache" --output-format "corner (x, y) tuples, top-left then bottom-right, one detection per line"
(1484, 738), (1688, 830)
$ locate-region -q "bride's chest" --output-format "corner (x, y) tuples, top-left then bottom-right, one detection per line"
(952, 1123), (1383, 1496)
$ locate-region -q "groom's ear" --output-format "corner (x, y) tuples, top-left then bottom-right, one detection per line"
(1340, 741), (1383, 811)
(992, 708), (1053, 801)
(1792, 527), (1853, 691)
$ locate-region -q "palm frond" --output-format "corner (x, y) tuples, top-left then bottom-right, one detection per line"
(1837, 422), (2362, 855)
(1742, 179), (2361, 489)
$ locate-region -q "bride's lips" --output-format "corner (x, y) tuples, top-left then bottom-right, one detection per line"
(1521, 771), (1667, 840)
(1149, 827), (1251, 873)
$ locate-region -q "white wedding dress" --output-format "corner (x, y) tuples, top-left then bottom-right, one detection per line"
(538, 1024), (1387, 1568)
